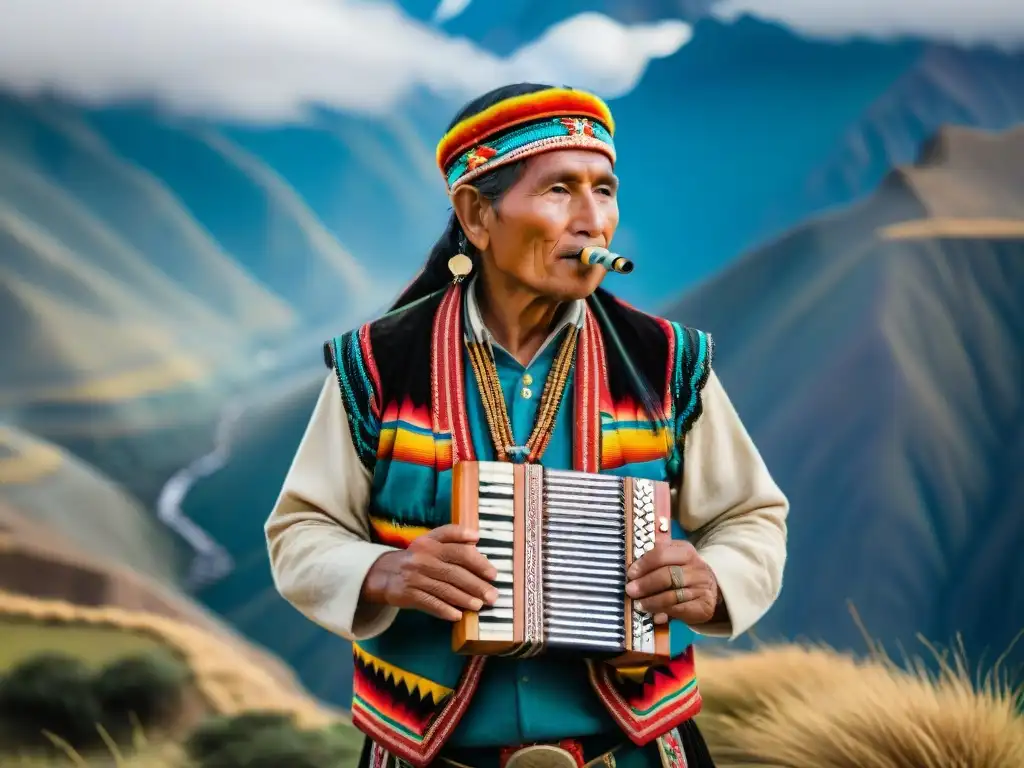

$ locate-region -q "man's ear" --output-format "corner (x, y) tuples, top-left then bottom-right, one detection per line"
(452, 186), (491, 254)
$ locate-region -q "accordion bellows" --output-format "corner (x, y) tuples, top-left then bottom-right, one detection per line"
(451, 460), (672, 665)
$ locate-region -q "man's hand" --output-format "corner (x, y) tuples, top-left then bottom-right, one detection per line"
(362, 525), (499, 622)
(625, 540), (722, 626)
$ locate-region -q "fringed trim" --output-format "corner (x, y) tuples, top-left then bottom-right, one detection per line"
(325, 327), (382, 472)
(675, 327), (713, 439)
(651, 322), (713, 478)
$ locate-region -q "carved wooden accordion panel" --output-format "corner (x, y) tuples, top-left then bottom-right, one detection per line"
(451, 460), (672, 664)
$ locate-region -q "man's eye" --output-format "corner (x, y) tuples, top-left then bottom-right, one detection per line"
(550, 185), (569, 194)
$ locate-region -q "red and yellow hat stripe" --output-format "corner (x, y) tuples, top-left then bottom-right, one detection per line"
(435, 87), (615, 174)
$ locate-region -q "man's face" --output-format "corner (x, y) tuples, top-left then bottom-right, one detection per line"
(483, 150), (619, 301)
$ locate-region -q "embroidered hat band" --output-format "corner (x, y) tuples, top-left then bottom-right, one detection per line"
(436, 87), (616, 192)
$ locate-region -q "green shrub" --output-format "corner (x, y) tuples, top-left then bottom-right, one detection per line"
(320, 721), (365, 761)
(0, 651), (364, 767)
(93, 650), (193, 740)
(184, 712), (295, 764)
(185, 712), (362, 768)
(0, 653), (103, 752)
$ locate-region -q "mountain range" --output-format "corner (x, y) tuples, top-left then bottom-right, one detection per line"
(3, 16), (1022, 505)
(664, 125), (1024, 669)
(0, 424), (182, 585)
(1, 9), (1022, 707)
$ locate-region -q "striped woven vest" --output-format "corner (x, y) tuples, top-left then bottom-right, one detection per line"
(325, 284), (713, 767)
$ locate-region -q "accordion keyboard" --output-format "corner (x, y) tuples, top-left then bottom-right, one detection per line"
(451, 460), (666, 661)
(475, 462), (516, 642)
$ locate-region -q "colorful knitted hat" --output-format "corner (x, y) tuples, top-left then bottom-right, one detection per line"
(436, 87), (616, 192)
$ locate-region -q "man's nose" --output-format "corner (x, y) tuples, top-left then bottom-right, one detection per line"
(571, 190), (604, 237)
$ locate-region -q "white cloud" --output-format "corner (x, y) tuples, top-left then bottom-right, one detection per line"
(510, 14), (692, 100)
(0, 0), (691, 124)
(433, 0), (473, 24)
(713, 0), (1024, 50)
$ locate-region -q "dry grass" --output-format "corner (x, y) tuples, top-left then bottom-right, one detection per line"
(0, 726), (187, 768)
(696, 640), (1024, 768)
(2, 750), (182, 768)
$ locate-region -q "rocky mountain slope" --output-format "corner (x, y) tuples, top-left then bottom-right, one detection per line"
(664, 125), (1024, 669)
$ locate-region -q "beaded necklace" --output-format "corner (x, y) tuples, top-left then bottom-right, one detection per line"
(464, 326), (578, 463)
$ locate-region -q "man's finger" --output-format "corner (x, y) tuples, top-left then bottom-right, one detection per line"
(406, 588), (462, 622)
(635, 587), (699, 615)
(626, 541), (696, 580)
(421, 559), (499, 605)
(428, 524), (480, 545)
(442, 541), (499, 581)
(626, 565), (701, 600)
(625, 549), (663, 581)
(419, 578), (486, 613)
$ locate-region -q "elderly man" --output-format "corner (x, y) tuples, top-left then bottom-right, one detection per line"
(266, 83), (789, 768)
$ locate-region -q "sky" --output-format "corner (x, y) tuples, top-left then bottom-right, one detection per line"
(713, 0), (1024, 50)
(0, 0), (1021, 124)
(0, 0), (689, 123)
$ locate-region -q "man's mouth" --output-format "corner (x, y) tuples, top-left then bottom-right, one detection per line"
(558, 247), (598, 260)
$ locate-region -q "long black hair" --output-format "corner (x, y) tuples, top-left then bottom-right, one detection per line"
(388, 83), (556, 312)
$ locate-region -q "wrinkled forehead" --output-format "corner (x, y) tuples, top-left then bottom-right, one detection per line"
(436, 88), (616, 194)
(514, 148), (617, 185)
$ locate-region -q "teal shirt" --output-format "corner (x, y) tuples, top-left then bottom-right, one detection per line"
(449, 331), (620, 747)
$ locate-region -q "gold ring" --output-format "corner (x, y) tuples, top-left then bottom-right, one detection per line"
(669, 565), (685, 590)
(675, 587), (687, 604)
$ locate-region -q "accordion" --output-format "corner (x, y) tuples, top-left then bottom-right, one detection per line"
(451, 460), (672, 665)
